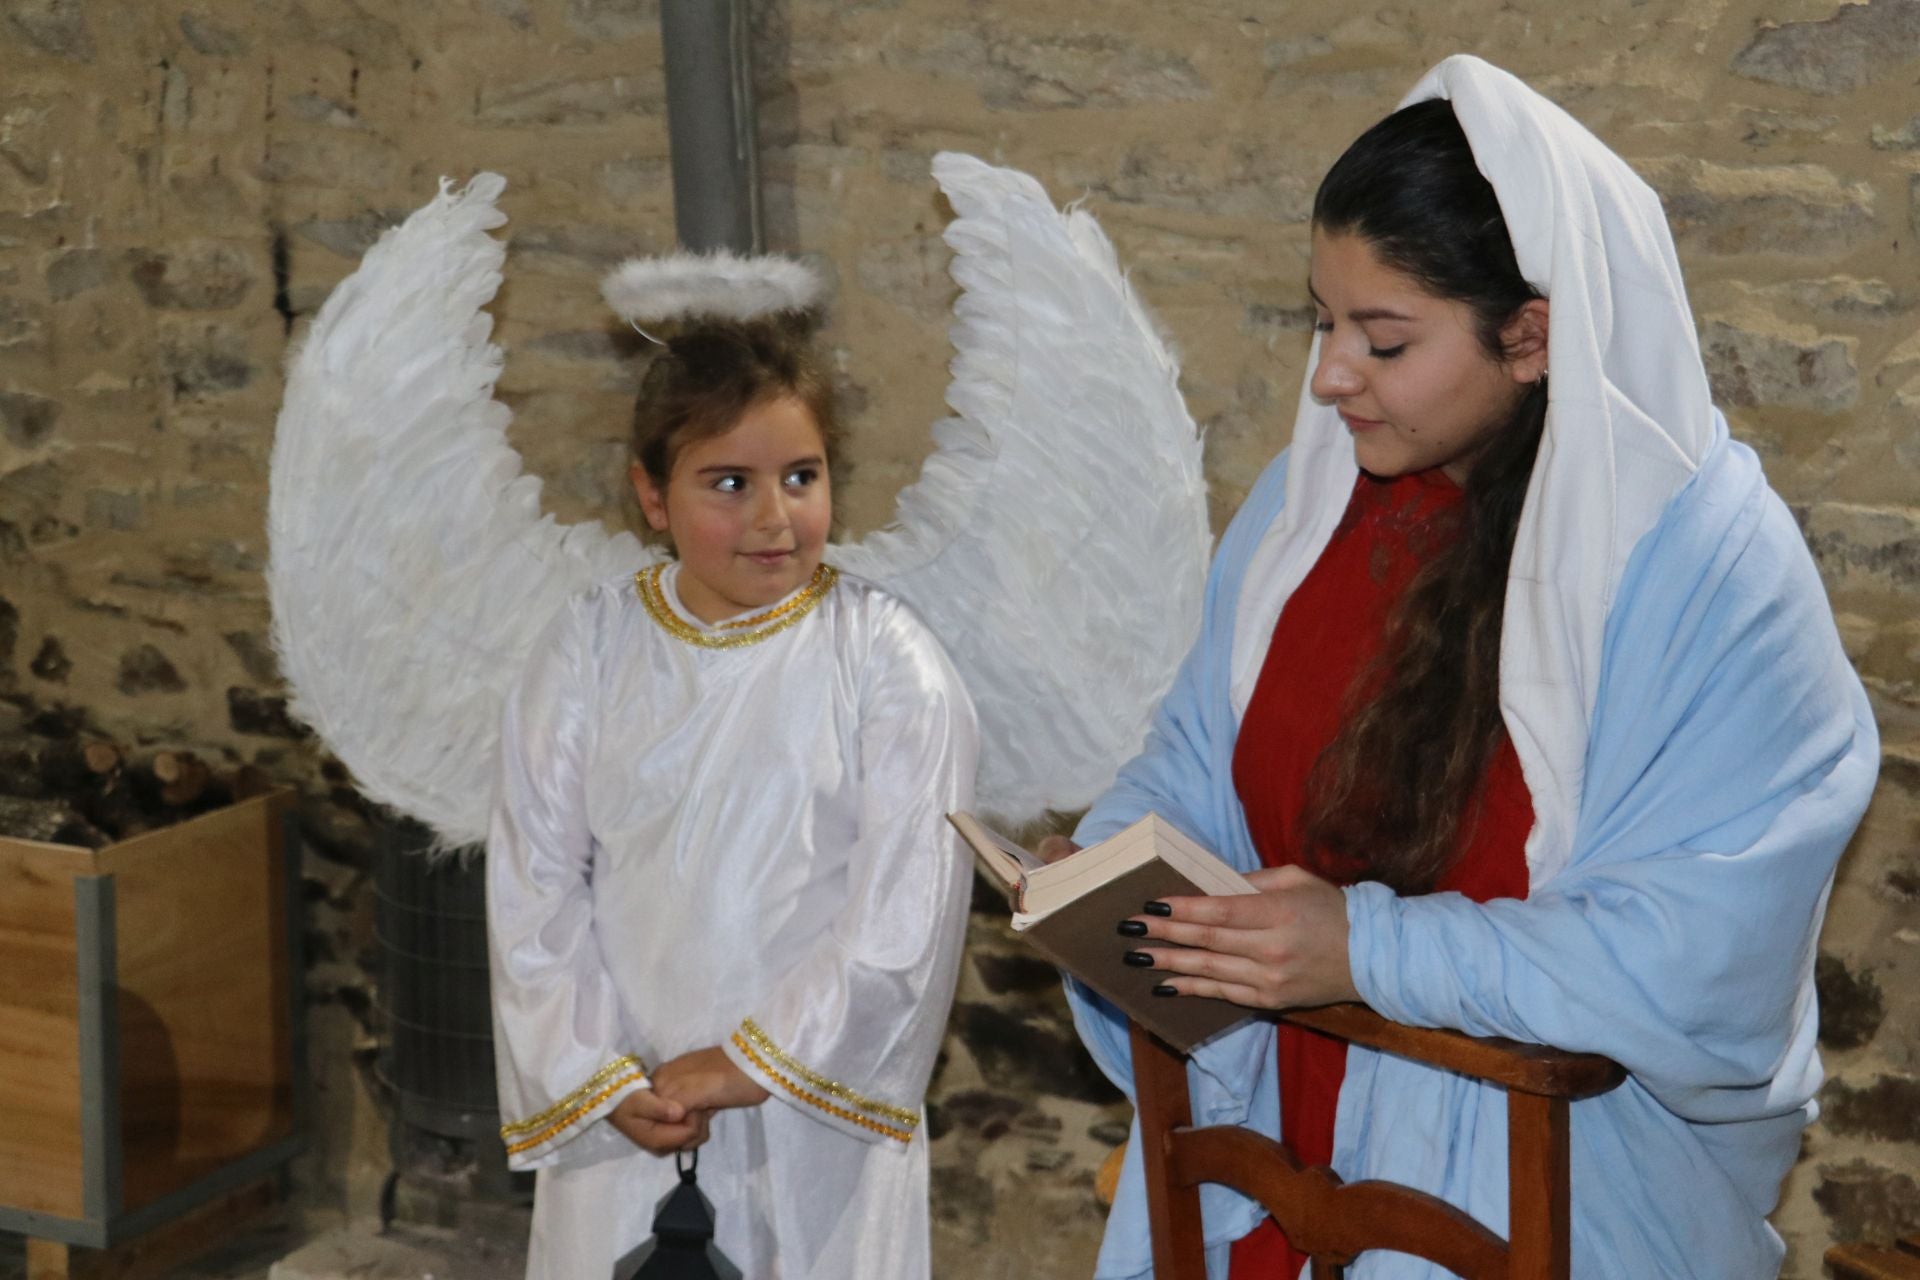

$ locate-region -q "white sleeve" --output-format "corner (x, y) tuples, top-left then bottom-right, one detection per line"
(721, 606), (979, 1145)
(486, 595), (652, 1170)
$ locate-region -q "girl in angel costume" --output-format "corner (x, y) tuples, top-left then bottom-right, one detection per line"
(265, 156), (1211, 1278)
(487, 273), (982, 1278)
(1053, 57), (1877, 1279)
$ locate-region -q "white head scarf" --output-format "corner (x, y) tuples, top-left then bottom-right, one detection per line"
(1231, 55), (1719, 887)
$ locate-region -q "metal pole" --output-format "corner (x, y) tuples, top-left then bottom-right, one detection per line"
(660, 0), (763, 254)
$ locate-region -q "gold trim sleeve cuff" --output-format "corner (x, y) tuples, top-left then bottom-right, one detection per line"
(500, 1054), (649, 1157)
(727, 1019), (919, 1144)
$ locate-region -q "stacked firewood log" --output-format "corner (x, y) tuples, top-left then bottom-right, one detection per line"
(0, 724), (273, 848)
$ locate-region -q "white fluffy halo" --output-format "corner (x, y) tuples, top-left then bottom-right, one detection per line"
(601, 251), (827, 326)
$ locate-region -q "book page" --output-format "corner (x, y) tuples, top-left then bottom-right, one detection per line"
(947, 812), (1044, 891)
(1017, 822), (1159, 923)
(1151, 819), (1257, 896)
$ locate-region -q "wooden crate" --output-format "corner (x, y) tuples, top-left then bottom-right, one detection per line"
(0, 790), (303, 1250)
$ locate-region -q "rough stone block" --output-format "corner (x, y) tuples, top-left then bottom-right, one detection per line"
(1738, 108), (1840, 150)
(293, 210), (404, 260)
(566, 0), (657, 41)
(483, 0), (534, 29)
(0, 389), (59, 447)
(1243, 300), (1316, 338)
(5, 0), (94, 61)
(84, 487), (142, 531)
(1889, 376), (1920, 471)
(509, 223), (651, 270)
(178, 11), (250, 57)
(1820, 1074), (1920, 1143)
(0, 100), (57, 188)
(1760, 276), (1905, 320)
(1801, 502), (1920, 592)
(1814, 1160), (1920, 1246)
(45, 246), (114, 299)
(1732, 0), (1920, 96)
(1816, 952), (1887, 1051)
(950, 1002), (1121, 1105)
(1654, 161), (1876, 257)
(261, 136), (398, 192)
(29, 635), (69, 682)
(161, 326), (258, 397)
(856, 234), (952, 318)
(229, 686), (307, 738)
(900, 26), (1211, 111)
(972, 951), (1064, 997)
(223, 630), (280, 684)
(597, 155), (671, 204)
(284, 91), (360, 128)
(116, 644), (186, 695)
(1699, 316), (1857, 413)
(267, 1220), (525, 1280)
(476, 73), (666, 126)
(131, 240), (258, 311)
(279, 3), (402, 68)
(1056, 142), (1315, 222)
(1869, 116), (1920, 151)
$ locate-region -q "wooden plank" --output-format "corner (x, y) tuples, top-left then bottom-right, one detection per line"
(97, 792), (296, 1212)
(26, 1176), (278, 1280)
(25, 1237), (74, 1280)
(1827, 1242), (1920, 1280)
(1281, 1005), (1624, 1100)
(1168, 1123), (1508, 1278)
(0, 838), (94, 1220)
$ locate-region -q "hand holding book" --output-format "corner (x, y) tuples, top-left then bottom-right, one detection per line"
(1035, 834), (1079, 865)
(1116, 863), (1358, 1012)
(951, 812), (1359, 1050)
(950, 812), (1260, 1050)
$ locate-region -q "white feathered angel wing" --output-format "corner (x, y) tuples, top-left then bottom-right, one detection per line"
(835, 153), (1211, 823)
(269, 159), (1207, 845)
(267, 174), (655, 848)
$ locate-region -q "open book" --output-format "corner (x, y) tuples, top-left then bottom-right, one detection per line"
(948, 811), (1257, 1052)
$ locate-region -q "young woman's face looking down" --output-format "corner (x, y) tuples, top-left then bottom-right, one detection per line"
(1308, 228), (1549, 486)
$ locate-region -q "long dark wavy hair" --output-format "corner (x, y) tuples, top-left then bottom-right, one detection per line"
(1298, 99), (1549, 894)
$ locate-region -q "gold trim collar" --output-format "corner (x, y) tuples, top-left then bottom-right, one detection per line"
(636, 562), (838, 650)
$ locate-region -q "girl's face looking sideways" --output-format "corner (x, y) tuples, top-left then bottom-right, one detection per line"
(1308, 228), (1548, 486)
(631, 394), (832, 625)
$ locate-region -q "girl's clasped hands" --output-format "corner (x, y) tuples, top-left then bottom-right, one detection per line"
(609, 1047), (771, 1156)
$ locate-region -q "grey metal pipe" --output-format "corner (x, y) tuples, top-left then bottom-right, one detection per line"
(660, 0), (763, 254)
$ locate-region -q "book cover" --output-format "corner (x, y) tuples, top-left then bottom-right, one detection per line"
(949, 812), (1254, 1052)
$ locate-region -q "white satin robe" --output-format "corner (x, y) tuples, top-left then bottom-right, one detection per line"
(486, 565), (978, 1279)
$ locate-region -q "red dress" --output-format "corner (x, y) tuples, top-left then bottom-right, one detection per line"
(1226, 471), (1534, 1278)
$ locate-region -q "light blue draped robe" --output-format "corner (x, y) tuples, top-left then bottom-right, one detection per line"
(1066, 431), (1878, 1279)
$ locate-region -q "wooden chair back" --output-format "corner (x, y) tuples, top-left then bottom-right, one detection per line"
(1827, 1235), (1920, 1279)
(1131, 1004), (1626, 1280)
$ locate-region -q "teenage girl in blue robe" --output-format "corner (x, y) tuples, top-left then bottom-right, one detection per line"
(1054, 56), (1878, 1279)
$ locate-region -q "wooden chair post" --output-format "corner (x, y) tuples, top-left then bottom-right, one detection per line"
(1132, 1022), (1207, 1280)
(1130, 1005), (1623, 1280)
(1506, 1091), (1571, 1280)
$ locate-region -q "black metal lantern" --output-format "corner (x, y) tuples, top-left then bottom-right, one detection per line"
(614, 1151), (743, 1280)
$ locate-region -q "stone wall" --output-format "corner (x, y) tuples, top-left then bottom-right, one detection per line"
(1, 0), (1916, 1274)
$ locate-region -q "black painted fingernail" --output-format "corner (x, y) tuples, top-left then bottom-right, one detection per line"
(1123, 950), (1155, 967)
(1152, 984), (1178, 997)
(1116, 919), (1148, 937)
(1143, 901), (1172, 917)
